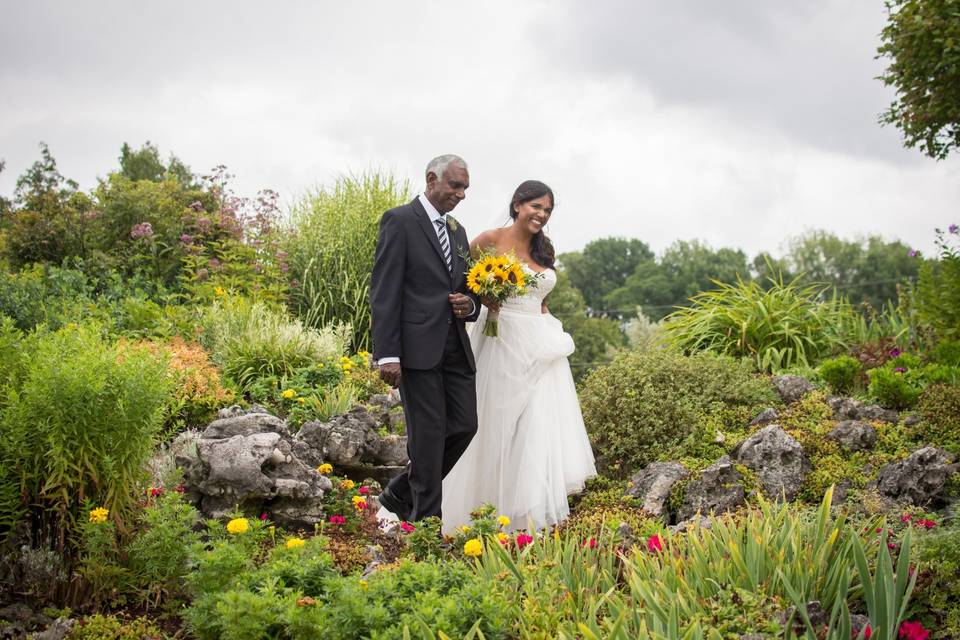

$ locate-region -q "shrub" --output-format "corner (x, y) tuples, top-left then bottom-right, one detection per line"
(579, 349), (776, 474)
(934, 339), (960, 366)
(910, 384), (960, 455)
(67, 614), (169, 640)
(0, 323), (174, 545)
(912, 521), (960, 640)
(910, 226), (960, 342)
(286, 172), (412, 351)
(0, 264), (94, 331)
(818, 355), (862, 394)
(198, 296), (348, 391)
(662, 275), (854, 373)
(869, 366), (922, 409)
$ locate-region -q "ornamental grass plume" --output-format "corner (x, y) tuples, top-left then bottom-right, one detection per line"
(89, 507), (109, 523)
(226, 517), (249, 534)
(463, 538), (483, 557)
(286, 538), (306, 550)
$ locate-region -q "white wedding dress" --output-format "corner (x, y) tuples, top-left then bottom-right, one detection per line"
(440, 266), (597, 533)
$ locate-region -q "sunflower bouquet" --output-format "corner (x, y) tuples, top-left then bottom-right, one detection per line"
(464, 250), (541, 337)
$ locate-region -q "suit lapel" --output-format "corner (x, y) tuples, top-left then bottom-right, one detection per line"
(412, 198), (448, 268)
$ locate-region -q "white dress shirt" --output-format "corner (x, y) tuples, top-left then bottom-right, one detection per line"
(377, 194), (473, 367)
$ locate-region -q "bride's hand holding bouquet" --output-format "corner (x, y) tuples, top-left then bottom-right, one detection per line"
(464, 250), (540, 337)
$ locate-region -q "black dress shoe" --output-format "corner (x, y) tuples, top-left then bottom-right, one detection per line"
(378, 487), (412, 521)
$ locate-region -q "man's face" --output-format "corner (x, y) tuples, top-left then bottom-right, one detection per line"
(425, 164), (469, 213)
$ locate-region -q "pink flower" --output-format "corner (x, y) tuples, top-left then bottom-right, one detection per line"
(358, 486), (370, 495)
(516, 533), (533, 549)
(130, 222), (154, 240)
(329, 515), (346, 525)
(260, 513), (268, 521)
(150, 487), (162, 497)
(400, 521), (415, 533)
(899, 620), (929, 640)
(861, 624), (873, 639)
(888, 542), (898, 550)
(900, 514), (912, 523)
(916, 519), (937, 529)
(889, 348), (902, 357)
(647, 534), (663, 553)
(894, 367), (906, 373)
(583, 538), (597, 549)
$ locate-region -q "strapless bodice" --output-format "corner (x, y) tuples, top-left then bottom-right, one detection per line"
(500, 266), (556, 315)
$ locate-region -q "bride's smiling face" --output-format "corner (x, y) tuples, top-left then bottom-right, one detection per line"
(513, 195), (553, 234)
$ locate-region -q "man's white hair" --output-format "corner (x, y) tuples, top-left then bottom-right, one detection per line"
(425, 154), (468, 179)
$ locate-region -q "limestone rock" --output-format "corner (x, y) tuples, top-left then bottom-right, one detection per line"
(732, 425), (810, 501)
(771, 375), (815, 405)
(676, 456), (747, 522)
(827, 420), (877, 452)
(625, 462), (690, 517)
(876, 447), (959, 507)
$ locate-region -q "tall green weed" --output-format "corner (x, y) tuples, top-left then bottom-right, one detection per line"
(286, 172), (412, 351)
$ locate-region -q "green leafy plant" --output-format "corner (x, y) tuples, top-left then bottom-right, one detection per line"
(198, 296), (348, 391)
(662, 274), (855, 373)
(818, 355), (863, 395)
(67, 613), (169, 640)
(579, 349), (775, 474)
(0, 323), (174, 547)
(868, 366), (921, 410)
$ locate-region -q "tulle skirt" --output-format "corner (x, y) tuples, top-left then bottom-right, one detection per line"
(441, 305), (597, 533)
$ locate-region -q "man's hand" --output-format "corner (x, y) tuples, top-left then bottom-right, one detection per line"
(449, 293), (473, 319)
(378, 362), (402, 387)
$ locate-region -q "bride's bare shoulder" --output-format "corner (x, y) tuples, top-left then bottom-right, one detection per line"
(470, 228), (502, 250)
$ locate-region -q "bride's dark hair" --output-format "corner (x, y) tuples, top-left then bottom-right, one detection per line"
(509, 180), (556, 269)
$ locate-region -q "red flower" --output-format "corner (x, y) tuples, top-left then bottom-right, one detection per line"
(174, 484), (186, 494)
(647, 534), (663, 553)
(400, 521), (415, 533)
(358, 486), (370, 495)
(149, 487), (162, 497)
(583, 538), (597, 549)
(900, 514), (912, 523)
(888, 542), (898, 550)
(260, 513), (268, 521)
(862, 624), (872, 639)
(516, 533), (533, 549)
(329, 515), (346, 525)
(899, 621), (929, 640)
(916, 519), (937, 529)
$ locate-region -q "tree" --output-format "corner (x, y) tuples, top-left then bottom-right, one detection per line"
(558, 237), (654, 312)
(605, 240), (750, 321)
(878, 0), (960, 159)
(118, 141), (194, 186)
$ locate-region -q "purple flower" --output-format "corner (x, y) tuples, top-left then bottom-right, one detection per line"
(130, 222), (154, 240)
(280, 262), (289, 273)
(196, 268), (209, 280)
(209, 258), (221, 270)
(180, 234), (194, 245)
(894, 367), (906, 373)
(950, 224), (959, 234)
(908, 249), (918, 258)
(889, 348), (902, 357)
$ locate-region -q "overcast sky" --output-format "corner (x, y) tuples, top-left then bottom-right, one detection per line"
(1, 1), (957, 258)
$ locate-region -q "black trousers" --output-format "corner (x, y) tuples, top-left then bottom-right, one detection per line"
(387, 323), (478, 521)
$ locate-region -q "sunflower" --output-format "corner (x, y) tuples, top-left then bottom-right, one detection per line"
(506, 264), (525, 288)
(492, 268), (508, 285)
(466, 269), (482, 294)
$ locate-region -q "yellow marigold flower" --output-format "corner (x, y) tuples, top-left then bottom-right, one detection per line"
(214, 286), (226, 296)
(351, 495), (366, 505)
(317, 463), (333, 475)
(297, 397), (306, 404)
(353, 498), (367, 511)
(286, 537), (306, 550)
(497, 515), (511, 528)
(281, 389), (296, 399)
(460, 525), (471, 534)
(359, 579), (368, 590)
(342, 363), (353, 371)
(339, 356), (351, 363)
(89, 507), (109, 524)
(226, 517), (249, 534)
(463, 538), (483, 557)
(318, 363), (325, 368)
(358, 351), (370, 359)
(497, 532), (510, 544)
(340, 479), (356, 490)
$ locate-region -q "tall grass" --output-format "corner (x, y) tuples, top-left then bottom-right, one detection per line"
(198, 296), (348, 391)
(663, 275), (855, 373)
(286, 172), (412, 351)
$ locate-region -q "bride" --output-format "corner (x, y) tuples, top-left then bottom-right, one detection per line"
(439, 180), (596, 533)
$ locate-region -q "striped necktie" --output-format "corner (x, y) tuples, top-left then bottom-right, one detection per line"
(434, 218), (452, 273)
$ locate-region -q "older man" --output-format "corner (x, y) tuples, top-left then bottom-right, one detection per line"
(370, 154), (480, 522)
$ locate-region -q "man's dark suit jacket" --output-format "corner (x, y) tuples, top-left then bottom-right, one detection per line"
(370, 197), (481, 370)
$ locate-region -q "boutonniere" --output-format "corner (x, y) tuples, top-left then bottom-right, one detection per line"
(446, 216), (459, 233)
